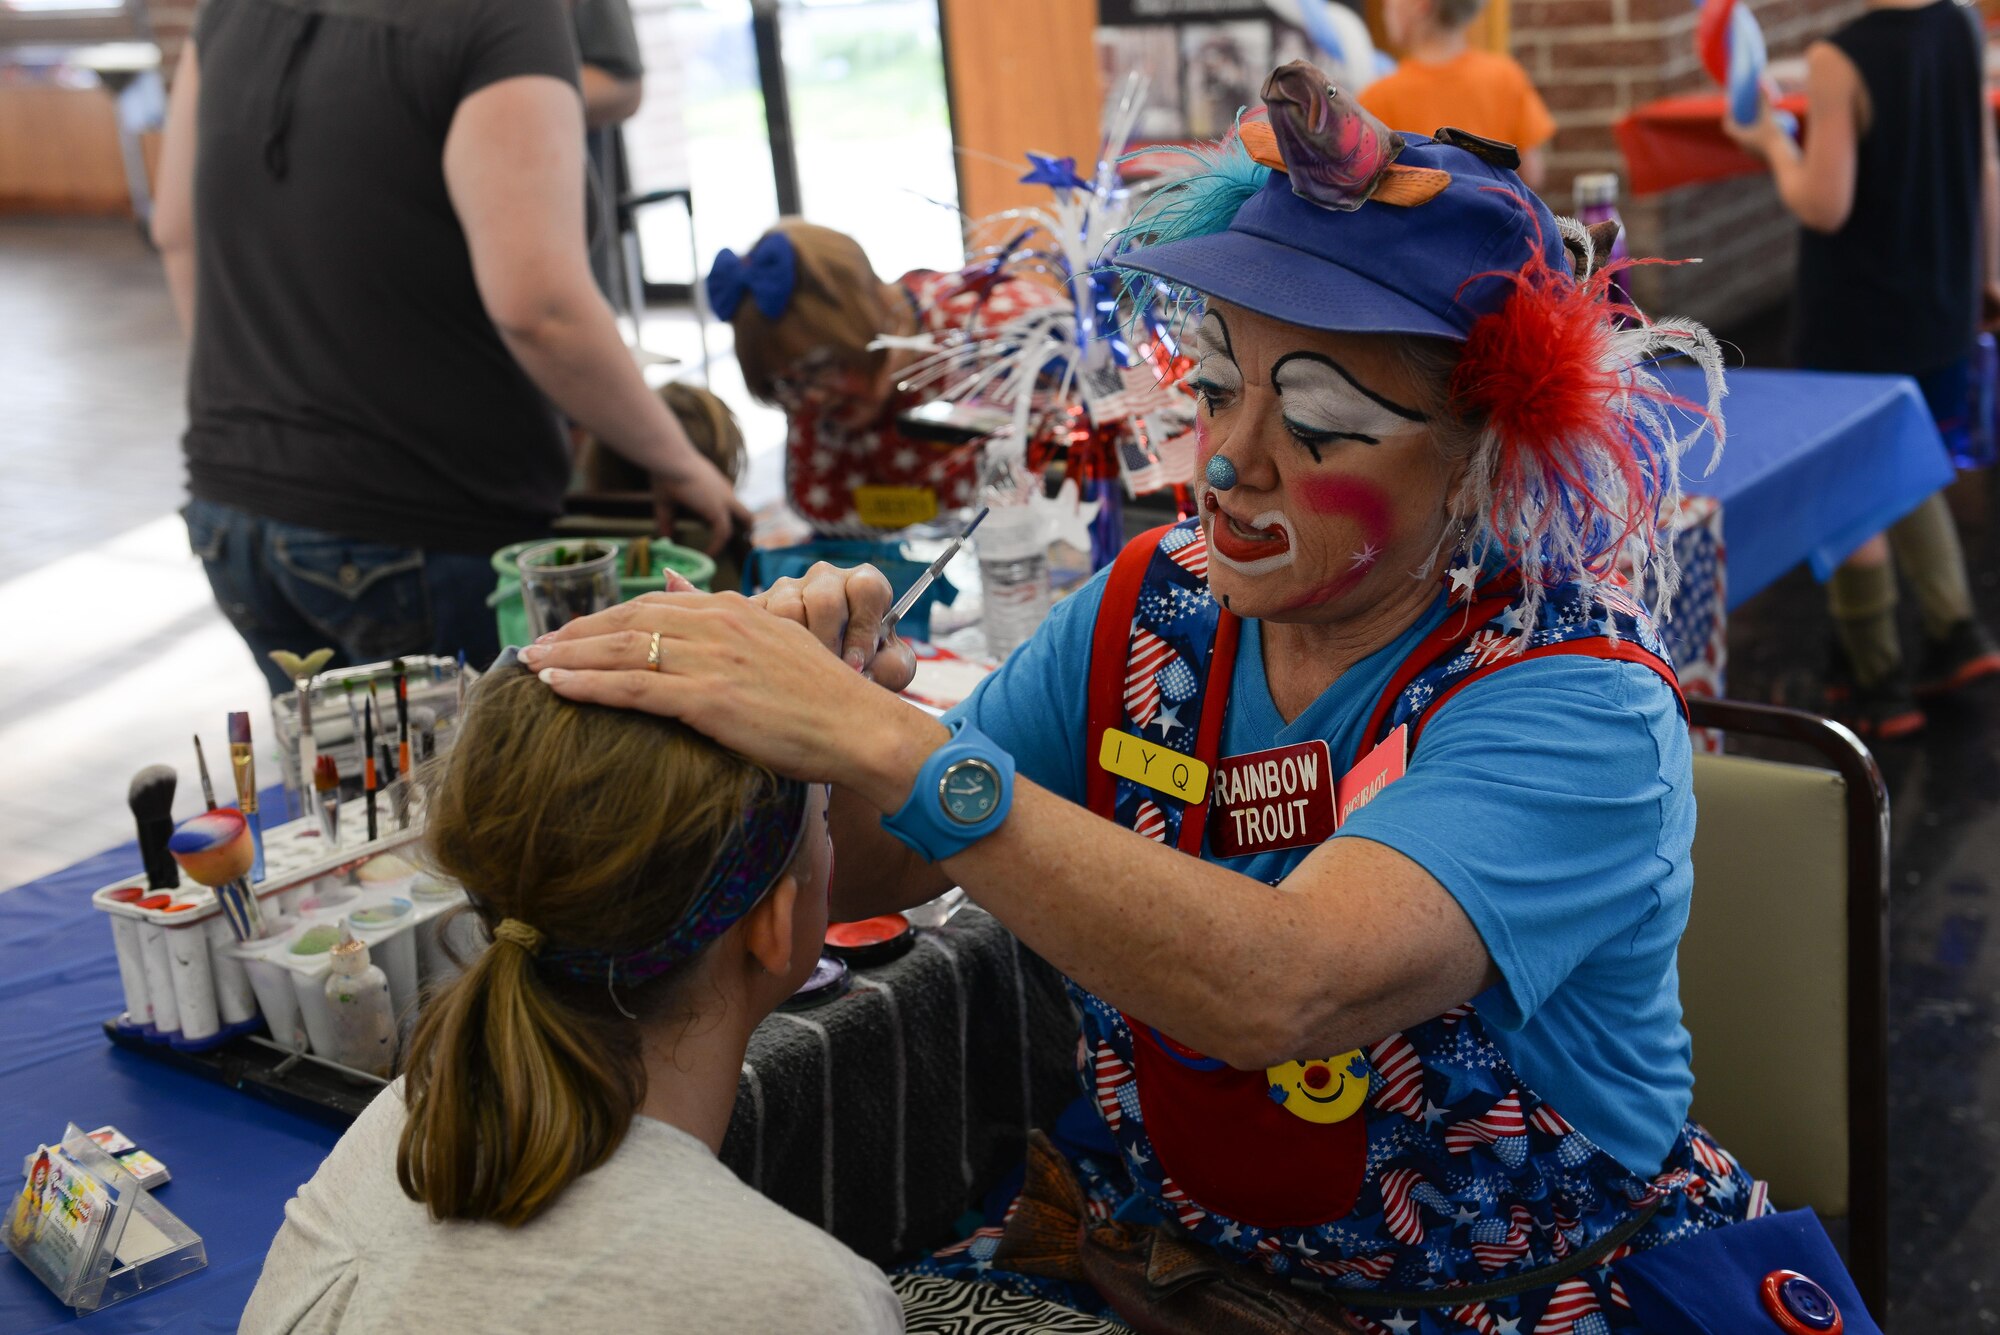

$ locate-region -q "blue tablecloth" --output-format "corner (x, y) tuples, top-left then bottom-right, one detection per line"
(0, 800), (343, 1334)
(1663, 366), (1954, 607)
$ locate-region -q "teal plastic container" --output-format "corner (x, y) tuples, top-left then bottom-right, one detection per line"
(489, 538), (716, 650)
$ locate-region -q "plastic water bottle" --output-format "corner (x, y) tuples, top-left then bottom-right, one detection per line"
(975, 504), (1051, 661)
(1573, 172), (1630, 306)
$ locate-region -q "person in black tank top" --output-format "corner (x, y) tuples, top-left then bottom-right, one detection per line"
(1728, 0), (2000, 738)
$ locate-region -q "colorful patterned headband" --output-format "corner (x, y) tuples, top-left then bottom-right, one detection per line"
(535, 777), (812, 990)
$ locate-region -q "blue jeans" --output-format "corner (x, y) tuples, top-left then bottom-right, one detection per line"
(184, 499), (501, 695)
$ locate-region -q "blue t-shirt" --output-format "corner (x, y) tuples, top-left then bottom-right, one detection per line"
(947, 565), (1696, 1175)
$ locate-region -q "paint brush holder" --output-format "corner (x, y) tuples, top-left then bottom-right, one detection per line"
(92, 796), (468, 1062)
(515, 539), (620, 638)
(270, 655), (474, 802)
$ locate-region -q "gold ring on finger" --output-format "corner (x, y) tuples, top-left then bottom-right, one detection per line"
(646, 630), (662, 672)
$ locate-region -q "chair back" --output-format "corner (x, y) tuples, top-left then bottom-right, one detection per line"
(1683, 752), (1850, 1208)
(1681, 698), (1888, 1317)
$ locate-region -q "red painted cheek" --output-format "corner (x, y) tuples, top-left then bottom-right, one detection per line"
(1278, 477), (1400, 613)
(1294, 477), (1395, 547)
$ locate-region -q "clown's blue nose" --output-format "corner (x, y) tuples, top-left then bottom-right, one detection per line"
(1205, 455), (1239, 490)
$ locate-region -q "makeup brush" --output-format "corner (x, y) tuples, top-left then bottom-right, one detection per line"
(410, 706), (437, 763)
(192, 734), (218, 811)
(394, 659), (411, 778)
(128, 765), (180, 891)
(387, 744), (410, 829)
(314, 754), (341, 848)
(363, 699), (379, 843)
(168, 808), (266, 941)
(269, 649), (336, 816)
(227, 712), (267, 883)
(341, 680), (362, 752)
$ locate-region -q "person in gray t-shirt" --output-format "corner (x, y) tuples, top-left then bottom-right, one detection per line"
(240, 659), (901, 1334)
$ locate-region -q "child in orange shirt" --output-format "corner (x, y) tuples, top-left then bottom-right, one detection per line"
(1362, 0), (1555, 189)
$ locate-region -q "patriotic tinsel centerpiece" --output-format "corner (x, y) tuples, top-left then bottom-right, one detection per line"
(881, 75), (1204, 567)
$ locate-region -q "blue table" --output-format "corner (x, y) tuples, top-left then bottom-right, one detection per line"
(0, 820), (343, 1334)
(1662, 366), (1955, 608)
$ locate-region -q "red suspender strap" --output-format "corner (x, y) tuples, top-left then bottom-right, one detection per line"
(1410, 641), (1687, 754)
(1355, 591), (1688, 766)
(1356, 592), (1517, 766)
(1086, 527), (1171, 821)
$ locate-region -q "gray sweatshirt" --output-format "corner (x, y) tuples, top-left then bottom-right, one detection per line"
(241, 1079), (903, 1334)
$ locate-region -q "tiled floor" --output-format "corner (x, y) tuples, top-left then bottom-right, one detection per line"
(6, 218), (1999, 1323)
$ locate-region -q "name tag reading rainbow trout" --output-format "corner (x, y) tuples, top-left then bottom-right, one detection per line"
(1210, 741), (1336, 858)
(1098, 731), (1210, 804)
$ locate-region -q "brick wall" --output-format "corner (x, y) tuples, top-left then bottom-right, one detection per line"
(1513, 0), (1868, 328)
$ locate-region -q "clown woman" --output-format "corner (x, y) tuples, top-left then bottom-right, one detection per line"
(529, 63), (1873, 1335)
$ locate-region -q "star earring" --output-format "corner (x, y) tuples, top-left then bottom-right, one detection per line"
(1444, 518), (1479, 603)
(1206, 454), (1239, 490)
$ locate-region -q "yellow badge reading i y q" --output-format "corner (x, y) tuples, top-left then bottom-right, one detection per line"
(1267, 1051), (1371, 1124)
(853, 486), (939, 529)
(1098, 730), (1210, 804)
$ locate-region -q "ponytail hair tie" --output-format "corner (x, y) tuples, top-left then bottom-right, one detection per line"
(494, 918), (545, 956)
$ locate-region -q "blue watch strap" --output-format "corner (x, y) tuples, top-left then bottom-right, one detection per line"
(880, 718), (1016, 863)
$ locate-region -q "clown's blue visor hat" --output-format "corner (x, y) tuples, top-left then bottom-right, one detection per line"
(1117, 133), (1569, 344)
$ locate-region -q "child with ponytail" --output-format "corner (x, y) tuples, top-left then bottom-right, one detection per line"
(242, 656), (901, 1333)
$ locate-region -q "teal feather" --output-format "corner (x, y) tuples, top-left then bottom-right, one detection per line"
(1104, 128), (1271, 327)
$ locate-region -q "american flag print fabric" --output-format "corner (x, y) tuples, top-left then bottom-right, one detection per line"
(1101, 520), (1230, 852)
(1124, 628), (1175, 727)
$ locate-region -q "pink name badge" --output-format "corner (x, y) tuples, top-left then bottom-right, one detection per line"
(1335, 725), (1408, 826)
(1209, 741), (1337, 858)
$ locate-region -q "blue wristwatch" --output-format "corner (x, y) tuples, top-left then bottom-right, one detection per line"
(880, 719), (1015, 862)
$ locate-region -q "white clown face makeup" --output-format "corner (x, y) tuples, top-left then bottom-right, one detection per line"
(1189, 301), (1462, 624)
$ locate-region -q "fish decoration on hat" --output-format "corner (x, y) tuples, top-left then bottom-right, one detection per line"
(1242, 61), (1452, 211)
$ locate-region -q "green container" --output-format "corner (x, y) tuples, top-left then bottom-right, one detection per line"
(489, 538), (716, 650)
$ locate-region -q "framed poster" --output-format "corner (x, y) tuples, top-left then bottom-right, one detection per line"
(1180, 20), (1271, 138)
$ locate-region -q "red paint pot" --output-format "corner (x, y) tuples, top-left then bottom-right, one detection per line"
(135, 894), (174, 911)
(824, 913), (915, 967)
(106, 886), (146, 904)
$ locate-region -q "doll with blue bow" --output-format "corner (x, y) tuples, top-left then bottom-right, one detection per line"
(707, 220), (1058, 540)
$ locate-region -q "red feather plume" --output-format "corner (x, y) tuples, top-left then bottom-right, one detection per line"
(1448, 197), (1716, 590)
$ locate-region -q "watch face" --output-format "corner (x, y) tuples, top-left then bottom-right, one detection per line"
(938, 758), (1002, 826)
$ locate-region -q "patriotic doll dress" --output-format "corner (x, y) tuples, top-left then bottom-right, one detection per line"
(916, 520), (1767, 1334)
(783, 268), (1058, 538)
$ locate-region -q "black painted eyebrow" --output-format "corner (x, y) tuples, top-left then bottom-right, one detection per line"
(1203, 310), (1236, 363)
(1269, 350), (1429, 423)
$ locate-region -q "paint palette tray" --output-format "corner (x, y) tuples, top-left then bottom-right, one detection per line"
(89, 796), (468, 1060)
